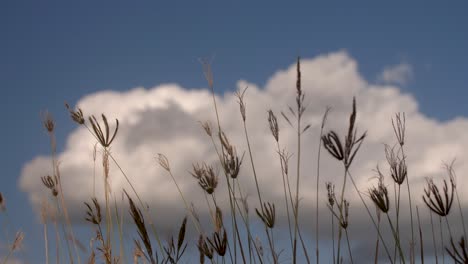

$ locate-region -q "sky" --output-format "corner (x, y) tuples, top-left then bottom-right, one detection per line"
(1, 1), (468, 263)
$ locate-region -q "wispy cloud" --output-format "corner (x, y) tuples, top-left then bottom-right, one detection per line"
(378, 62), (413, 85)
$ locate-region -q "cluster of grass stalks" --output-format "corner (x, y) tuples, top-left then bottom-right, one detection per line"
(1, 57), (468, 264)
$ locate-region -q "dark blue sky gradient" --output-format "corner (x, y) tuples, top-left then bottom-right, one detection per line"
(1, 1), (467, 262)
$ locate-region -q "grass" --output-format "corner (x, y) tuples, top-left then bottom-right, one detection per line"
(1, 58), (467, 264)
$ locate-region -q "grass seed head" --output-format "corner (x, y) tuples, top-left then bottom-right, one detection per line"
(268, 110), (279, 142)
(65, 102), (85, 125)
(41, 111), (55, 133)
(423, 178), (454, 217)
(446, 236), (468, 264)
(200, 121), (213, 137)
(256, 202), (276, 229)
(198, 235), (213, 260)
(89, 114), (119, 148)
(157, 154), (171, 172)
(326, 182), (335, 207)
(41, 175), (58, 197)
(207, 228), (228, 257)
(392, 112), (406, 146)
(384, 144), (407, 185)
(369, 181), (390, 213)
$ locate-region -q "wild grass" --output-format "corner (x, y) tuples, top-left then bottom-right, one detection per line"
(1, 58), (468, 264)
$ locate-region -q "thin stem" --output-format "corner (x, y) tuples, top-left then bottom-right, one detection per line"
(44, 221), (49, 264)
(345, 228), (354, 264)
(439, 217), (444, 264)
(401, 147), (415, 263)
(347, 171), (394, 263)
(331, 211), (336, 264)
(336, 168), (348, 264)
(429, 211), (438, 264)
(385, 213), (406, 264)
(416, 207), (424, 264)
(275, 142), (293, 252)
(293, 114), (301, 264)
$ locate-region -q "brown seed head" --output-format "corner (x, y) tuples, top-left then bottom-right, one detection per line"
(207, 228), (228, 257)
(369, 181), (390, 213)
(88, 114), (119, 148)
(340, 200), (350, 229)
(392, 112), (406, 146)
(235, 86), (248, 122)
(423, 178), (454, 217)
(198, 235), (213, 260)
(326, 182), (335, 207)
(84, 198), (102, 225)
(41, 175), (58, 197)
(323, 98), (366, 169)
(157, 153), (171, 172)
(219, 132), (243, 179)
(384, 144), (407, 185)
(11, 231), (24, 251)
(65, 103), (85, 125)
(256, 202), (276, 229)
(446, 236), (468, 264)
(200, 121), (213, 137)
(41, 111), (55, 133)
(268, 110), (279, 142)
(191, 163), (219, 195)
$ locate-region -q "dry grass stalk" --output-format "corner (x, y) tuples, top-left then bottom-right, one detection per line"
(125, 192), (155, 264)
(88, 114), (119, 148)
(207, 228), (228, 257)
(163, 217), (188, 263)
(423, 178), (454, 217)
(190, 163), (218, 195)
(446, 236), (468, 264)
(2, 231), (25, 264)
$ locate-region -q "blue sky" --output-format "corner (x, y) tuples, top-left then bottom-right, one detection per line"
(1, 1), (468, 263)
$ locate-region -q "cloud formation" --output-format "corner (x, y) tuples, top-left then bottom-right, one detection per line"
(19, 51), (468, 262)
(378, 62), (413, 85)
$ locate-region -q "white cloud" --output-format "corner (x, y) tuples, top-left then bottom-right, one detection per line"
(378, 62), (413, 85)
(19, 51), (468, 262)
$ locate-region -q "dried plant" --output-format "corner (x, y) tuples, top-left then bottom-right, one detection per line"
(125, 192), (155, 264)
(207, 228), (228, 257)
(219, 131), (243, 179)
(199, 121), (213, 137)
(88, 114), (119, 148)
(256, 202), (276, 229)
(41, 175), (58, 197)
(65, 103), (85, 125)
(369, 181), (390, 214)
(198, 235), (214, 262)
(2, 231), (25, 264)
(41, 111), (55, 133)
(322, 97), (366, 170)
(268, 110), (279, 142)
(392, 112), (406, 147)
(84, 198), (102, 225)
(384, 144), (407, 185)
(235, 86), (248, 122)
(157, 153), (171, 172)
(190, 163), (218, 195)
(163, 217), (188, 264)
(446, 236), (468, 264)
(423, 178), (455, 217)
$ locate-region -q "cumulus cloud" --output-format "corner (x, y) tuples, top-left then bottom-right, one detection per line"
(19, 51), (468, 263)
(378, 62), (413, 85)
